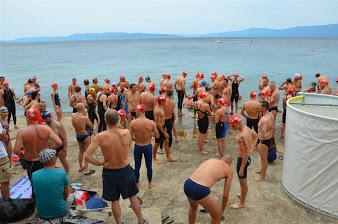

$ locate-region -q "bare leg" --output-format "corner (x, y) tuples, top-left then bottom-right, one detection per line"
(78, 142), (84, 171)
(221, 138), (226, 157)
(231, 178), (248, 209)
(111, 200), (122, 224)
(198, 133), (207, 154)
(230, 102), (234, 114)
(82, 138), (91, 172)
(57, 152), (69, 174)
(256, 143), (268, 181)
(153, 143), (159, 163)
(0, 181), (10, 200)
(129, 195), (144, 223)
(235, 102), (239, 114)
(280, 123), (285, 138)
(198, 194), (222, 224)
(216, 139), (222, 157)
(164, 140), (176, 162)
(173, 123), (178, 143)
(187, 197), (198, 224)
(56, 107), (62, 121)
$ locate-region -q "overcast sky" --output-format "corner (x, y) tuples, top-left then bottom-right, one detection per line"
(1, 0), (338, 40)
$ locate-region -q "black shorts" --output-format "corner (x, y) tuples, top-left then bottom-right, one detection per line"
(269, 106), (279, 112)
(130, 111), (137, 119)
(23, 159), (44, 180)
(155, 126), (165, 144)
(259, 138), (272, 149)
(145, 111), (154, 121)
(247, 118), (259, 133)
(198, 116), (209, 134)
(72, 108), (77, 113)
(236, 157), (251, 179)
(282, 109), (286, 124)
(102, 165), (139, 201)
(230, 94), (239, 103)
(56, 145), (64, 154)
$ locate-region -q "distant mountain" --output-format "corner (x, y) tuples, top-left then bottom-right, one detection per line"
(12, 32), (181, 42)
(8, 24), (338, 43)
(208, 24), (338, 38)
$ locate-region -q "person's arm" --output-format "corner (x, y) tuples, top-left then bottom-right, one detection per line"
(238, 75), (245, 83)
(279, 81), (287, 90)
(154, 111), (167, 137)
(249, 129), (259, 154)
(51, 92), (56, 107)
(84, 136), (105, 166)
(59, 125), (68, 151)
(63, 173), (69, 200)
(69, 95), (74, 108)
(48, 127), (62, 149)
(238, 136), (250, 177)
(205, 104), (213, 116)
(152, 121), (160, 139)
(129, 121), (135, 141)
(13, 131), (23, 155)
(215, 111), (220, 123)
(174, 78), (178, 91)
(86, 117), (93, 129)
(221, 171), (233, 212)
(240, 104), (247, 119)
(123, 94), (128, 110)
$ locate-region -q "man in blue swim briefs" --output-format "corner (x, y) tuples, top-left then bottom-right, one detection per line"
(129, 104), (159, 189)
(85, 109), (148, 224)
(71, 103), (95, 176)
(229, 114), (258, 209)
(183, 156), (233, 224)
(214, 98), (230, 157)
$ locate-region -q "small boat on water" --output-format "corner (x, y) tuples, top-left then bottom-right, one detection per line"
(216, 40), (223, 44)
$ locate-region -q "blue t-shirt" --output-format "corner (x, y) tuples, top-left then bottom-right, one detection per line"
(32, 168), (69, 219)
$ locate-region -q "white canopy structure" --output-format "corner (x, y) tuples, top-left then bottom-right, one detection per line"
(282, 93), (338, 219)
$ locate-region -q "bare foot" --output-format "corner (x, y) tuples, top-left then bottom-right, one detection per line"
(255, 170), (261, 174)
(153, 158), (160, 164)
(148, 182), (155, 189)
(204, 140), (210, 143)
(255, 173), (265, 181)
(200, 151), (208, 155)
(167, 158), (177, 162)
(231, 203), (245, 209)
(215, 153), (221, 158)
(236, 193), (241, 198)
(157, 149), (164, 154)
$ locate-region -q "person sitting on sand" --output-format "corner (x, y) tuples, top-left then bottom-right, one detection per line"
(129, 104), (159, 189)
(183, 156), (233, 224)
(194, 92), (212, 154)
(32, 148), (70, 221)
(71, 103), (95, 176)
(85, 109), (148, 224)
(229, 114), (258, 209)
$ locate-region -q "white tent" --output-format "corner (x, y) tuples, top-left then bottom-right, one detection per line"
(282, 93), (338, 219)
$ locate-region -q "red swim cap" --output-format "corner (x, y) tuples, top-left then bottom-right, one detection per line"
(182, 71), (187, 77)
(160, 86), (166, 93)
(319, 79), (329, 86)
(156, 95), (166, 102)
(199, 73), (205, 79)
(210, 74), (217, 80)
(118, 109), (126, 117)
(199, 91), (207, 99)
(167, 74), (171, 79)
(260, 90), (267, 96)
(136, 104), (145, 113)
(218, 98), (226, 105)
(250, 91), (257, 99)
(162, 73), (168, 79)
(149, 83), (156, 91)
(104, 77), (110, 83)
(220, 74), (226, 80)
(51, 82), (58, 89)
(3, 82), (8, 88)
(196, 73), (200, 79)
(234, 73), (239, 78)
(229, 114), (242, 125)
(262, 74), (268, 79)
(26, 108), (43, 124)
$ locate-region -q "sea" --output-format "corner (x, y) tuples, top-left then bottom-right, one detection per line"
(1, 38), (338, 113)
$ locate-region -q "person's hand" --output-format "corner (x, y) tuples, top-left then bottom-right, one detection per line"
(164, 132), (170, 139)
(239, 168), (244, 177)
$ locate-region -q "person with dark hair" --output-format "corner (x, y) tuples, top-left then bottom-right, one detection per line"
(69, 86), (86, 113)
(3, 82), (18, 128)
(83, 79), (90, 99)
(24, 91), (40, 111)
(68, 78), (77, 99)
(85, 109), (149, 224)
(124, 83), (140, 122)
(256, 101), (274, 181)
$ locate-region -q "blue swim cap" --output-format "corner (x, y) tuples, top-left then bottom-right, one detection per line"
(41, 110), (51, 119)
(201, 80), (206, 86)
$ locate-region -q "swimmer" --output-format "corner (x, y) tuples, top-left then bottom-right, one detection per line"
(194, 92), (212, 154)
(84, 109), (148, 224)
(184, 156), (233, 224)
(214, 98), (230, 157)
(71, 103), (95, 176)
(67, 78), (77, 99)
(140, 83), (156, 121)
(256, 101), (275, 181)
(241, 92), (260, 133)
(229, 114), (258, 209)
(50, 82), (62, 121)
(129, 104), (159, 189)
(228, 73), (245, 114)
(41, 111), (69, 174)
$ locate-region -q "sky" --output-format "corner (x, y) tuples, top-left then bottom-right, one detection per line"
(1, 0), (338, 40)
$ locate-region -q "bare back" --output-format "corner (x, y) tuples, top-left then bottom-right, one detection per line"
(243, 100), (261, 119)
(190, 159), (231, 188)
(140, 92), (156, 111)
(130, 117), (156, 145)
(164, 98), (175, 119)
(72, 113), (91, 135)
(258, 112), (274, 140)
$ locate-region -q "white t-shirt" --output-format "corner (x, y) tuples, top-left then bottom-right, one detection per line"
(0, 125), (8, 158)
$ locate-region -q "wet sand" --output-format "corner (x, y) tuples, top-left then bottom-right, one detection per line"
(8, 110), (337, 224)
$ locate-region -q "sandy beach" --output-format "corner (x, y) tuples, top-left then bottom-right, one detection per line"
(8, 110), (336, 224)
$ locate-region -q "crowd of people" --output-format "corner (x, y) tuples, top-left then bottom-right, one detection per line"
(0, 72), (337, 223)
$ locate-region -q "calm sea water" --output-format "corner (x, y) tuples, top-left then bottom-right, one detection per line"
(1, 38), (338, 113)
